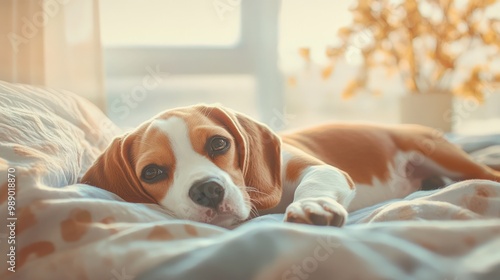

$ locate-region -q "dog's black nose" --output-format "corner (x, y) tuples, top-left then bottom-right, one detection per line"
(189, 179), (225, 208)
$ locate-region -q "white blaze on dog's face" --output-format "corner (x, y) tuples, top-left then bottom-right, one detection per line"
(142, 116), (249, 227)
(81, 105), (282, 228)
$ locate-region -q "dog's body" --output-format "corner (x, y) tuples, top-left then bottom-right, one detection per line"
(82, 105), (500, 227)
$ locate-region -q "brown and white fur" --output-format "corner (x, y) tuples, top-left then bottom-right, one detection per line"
(81, 105), (500, 228)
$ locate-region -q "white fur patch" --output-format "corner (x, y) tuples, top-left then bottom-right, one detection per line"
(348, 150), (462, 211)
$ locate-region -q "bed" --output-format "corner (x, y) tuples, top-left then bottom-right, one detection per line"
(1, 81), (500, 280)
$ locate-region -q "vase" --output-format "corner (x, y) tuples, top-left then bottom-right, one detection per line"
(400, 92), (454, 132)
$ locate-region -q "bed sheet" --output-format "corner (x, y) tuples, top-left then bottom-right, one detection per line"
(1, 81), (500, 280)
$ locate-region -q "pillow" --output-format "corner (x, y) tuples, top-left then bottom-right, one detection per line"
(0, 81), (121, 187)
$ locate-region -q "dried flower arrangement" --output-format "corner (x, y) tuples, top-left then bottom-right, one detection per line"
(320, 0), (500, 102)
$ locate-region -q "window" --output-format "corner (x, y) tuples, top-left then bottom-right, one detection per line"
(99, 0), (265, 129)
(100, 0), (241, 47)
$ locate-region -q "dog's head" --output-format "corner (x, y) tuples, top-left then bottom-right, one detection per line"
(81, 105), (282, 227)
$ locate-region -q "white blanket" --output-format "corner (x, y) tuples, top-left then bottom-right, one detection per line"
(1, 81), (500, 280)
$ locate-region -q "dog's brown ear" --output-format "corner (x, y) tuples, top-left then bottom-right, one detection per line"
(198, 105), (282, 210)
(81, 134), (156, 203)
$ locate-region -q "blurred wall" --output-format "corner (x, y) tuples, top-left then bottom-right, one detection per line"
(0, 0), (106, 111)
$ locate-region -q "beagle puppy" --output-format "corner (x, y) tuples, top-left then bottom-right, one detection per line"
(82, 105), (500, 227)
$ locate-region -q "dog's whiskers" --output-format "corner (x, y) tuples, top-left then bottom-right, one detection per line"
(250, 207), (259, 218)
(246, 187), (267, 196)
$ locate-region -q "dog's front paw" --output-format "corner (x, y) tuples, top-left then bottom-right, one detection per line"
(284, 197), (347, 227)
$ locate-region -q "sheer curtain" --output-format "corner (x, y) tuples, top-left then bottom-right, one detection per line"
(0, 0), (106, 111)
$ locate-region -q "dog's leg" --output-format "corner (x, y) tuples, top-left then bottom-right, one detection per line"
(396, 127), (500, 182)
(281, 145), (355, 227)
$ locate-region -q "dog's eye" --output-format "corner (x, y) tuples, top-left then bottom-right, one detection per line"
(141, 164), (167, 183)
(208, 136), (230, 155)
